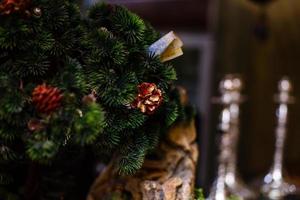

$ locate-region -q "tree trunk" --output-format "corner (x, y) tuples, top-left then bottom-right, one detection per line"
(87, 119), (198, 200)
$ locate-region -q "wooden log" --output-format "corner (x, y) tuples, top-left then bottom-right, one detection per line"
(87, 119), (198, 200)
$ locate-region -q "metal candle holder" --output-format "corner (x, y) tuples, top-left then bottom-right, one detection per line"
(208, 75), (256, 200)
(261, 77), (297, 199)
(223, 77), (256, 199)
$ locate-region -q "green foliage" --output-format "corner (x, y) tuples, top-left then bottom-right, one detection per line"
(0, 1), (193, 199)
(0, 187), (18, 200)
(0, 0), (105, 198)
(165, 102), (179, 126)
(194, 188), (241, 200)
(73, 103), (105, 145)
(0, 173), (13, 185)
(82, 3), (192, 175)
(27, 138), (59, 162)
(194, 188), (205, 200)
(117, 143), (147, 175)
(111, 6), (146, 45)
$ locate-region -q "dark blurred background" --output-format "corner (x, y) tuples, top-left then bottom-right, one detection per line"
(215, 0), (300, 190)
(80, 0), (300, 194)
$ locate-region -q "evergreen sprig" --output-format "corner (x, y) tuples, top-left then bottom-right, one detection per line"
(0, 1), (193, 199)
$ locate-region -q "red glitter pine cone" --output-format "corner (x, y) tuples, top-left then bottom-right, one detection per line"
(131, 82), (163, 114)
(32, 84), (63, 115)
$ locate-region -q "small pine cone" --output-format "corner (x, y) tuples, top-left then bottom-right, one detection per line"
(131, 82), (163, 115)
(82, 91), (97, 105)
(0, 0), (31, 15)
(32, 84), (63, 115)
(27, 118), (45, 132)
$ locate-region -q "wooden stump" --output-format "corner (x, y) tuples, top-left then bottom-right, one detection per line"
(87, 119), (198, 200)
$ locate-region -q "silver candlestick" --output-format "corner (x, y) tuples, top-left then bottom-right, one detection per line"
(208, 87), (233, 200)
(208, 75), (255, 200)
(261, 77), (297, 199)
(224, 77), (257, 199)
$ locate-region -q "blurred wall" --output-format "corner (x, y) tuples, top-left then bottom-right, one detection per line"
(83, 0), (208, 30)
(216, 0), (300, 181)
